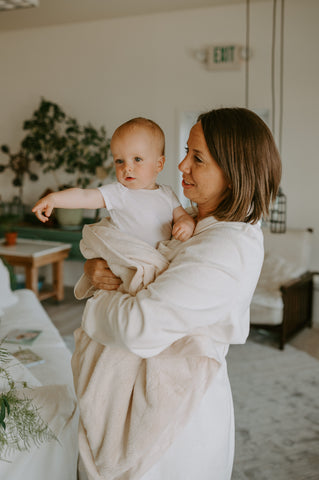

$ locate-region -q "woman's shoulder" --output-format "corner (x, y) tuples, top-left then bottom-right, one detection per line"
(178, 218), (263, 268)
(195, 216), (263, 243)
(160, 217), (263, 266)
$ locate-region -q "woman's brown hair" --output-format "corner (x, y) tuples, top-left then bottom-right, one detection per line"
(198, 107), (282, 224)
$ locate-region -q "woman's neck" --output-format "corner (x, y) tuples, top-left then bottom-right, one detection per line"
(196, 205), (212, 221)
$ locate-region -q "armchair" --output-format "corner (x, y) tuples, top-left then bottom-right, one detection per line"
(250, 227), (316, 349)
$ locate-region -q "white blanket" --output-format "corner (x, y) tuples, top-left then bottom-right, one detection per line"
(72, 219), (220, 480)
(74, 218), (169, 299)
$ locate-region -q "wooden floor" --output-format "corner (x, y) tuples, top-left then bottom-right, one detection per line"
(43, 287), (319, 361)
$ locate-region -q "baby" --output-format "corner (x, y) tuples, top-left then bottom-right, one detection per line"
(32, 117), (195, 247)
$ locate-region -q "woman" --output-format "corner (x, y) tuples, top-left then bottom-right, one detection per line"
(77, 107), (281, 480)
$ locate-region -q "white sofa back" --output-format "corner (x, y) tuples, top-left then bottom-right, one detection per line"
(263, 227), (313, 271)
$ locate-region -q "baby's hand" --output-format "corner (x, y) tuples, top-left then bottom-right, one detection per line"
(172, 215), (196, 242)
(32, 194), (56, 223)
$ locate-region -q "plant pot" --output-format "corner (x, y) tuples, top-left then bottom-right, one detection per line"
(55, 208), (83, 230)
(5, 231), (17, 246)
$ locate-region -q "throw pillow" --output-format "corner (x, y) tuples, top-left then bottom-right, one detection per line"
(257, 252), (305, 293)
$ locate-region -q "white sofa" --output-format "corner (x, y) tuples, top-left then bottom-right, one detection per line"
(0, 259), (78, 480)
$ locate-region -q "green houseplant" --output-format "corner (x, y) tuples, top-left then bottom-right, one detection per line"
(0, 214), (22, 246)
(0, 98), (115, 228)
(21, 98), (114, 190)
(21, 98), (114, 227)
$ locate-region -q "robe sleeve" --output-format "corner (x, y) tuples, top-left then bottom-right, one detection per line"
(81, 223), (263, 358)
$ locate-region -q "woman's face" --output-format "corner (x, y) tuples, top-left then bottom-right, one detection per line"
(178, 122), (229, 219)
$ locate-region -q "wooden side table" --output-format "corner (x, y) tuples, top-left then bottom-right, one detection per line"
(0, 224), (84, 260)
(0, 238), (71, 301)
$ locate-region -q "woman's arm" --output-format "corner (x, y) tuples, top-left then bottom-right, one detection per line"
(82, 225), (263, 358)
(32, 188), (106, 223)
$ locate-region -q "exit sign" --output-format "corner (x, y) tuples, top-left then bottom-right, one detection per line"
(206, 44), (242, 71)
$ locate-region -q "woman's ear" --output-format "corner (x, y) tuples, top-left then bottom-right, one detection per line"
(157, 155), (166, 172)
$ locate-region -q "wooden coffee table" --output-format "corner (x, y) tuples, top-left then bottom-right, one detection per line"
(0, 238), (71, 301)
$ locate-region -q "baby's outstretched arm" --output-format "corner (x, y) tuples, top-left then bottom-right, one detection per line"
(171, 206), (196, 241)
(32, 188), (105, 223)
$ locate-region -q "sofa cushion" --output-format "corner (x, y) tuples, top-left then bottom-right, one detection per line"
(250, 302), (283, 325)
(0, 258), (18, 309)
(262, 228), (312, 271)
(258, 252), (305, 292)
(251, 252), (306, 312)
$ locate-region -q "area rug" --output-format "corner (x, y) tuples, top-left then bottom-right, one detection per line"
(228, 340), (319, 480)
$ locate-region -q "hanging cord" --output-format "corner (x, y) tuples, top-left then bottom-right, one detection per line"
(271, 0), (277, 134)
(245, 0), (250, 108)
(278, 0), (285, 155)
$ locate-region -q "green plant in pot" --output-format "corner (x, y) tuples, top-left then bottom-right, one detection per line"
(21, 98), (114, 228)
(0, 214), (22, 246)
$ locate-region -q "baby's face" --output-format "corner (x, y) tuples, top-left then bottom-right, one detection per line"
(111, 127), (165, 190)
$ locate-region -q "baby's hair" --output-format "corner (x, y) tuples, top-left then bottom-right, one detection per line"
(113, 117), (165, 155)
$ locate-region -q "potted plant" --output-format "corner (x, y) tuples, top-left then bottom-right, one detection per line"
(21, 98), (114, 188)
(21, 98), (114, 227)
(0, 214), (22, 246)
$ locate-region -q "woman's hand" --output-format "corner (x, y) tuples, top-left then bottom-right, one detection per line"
(84, 258), (122, 291)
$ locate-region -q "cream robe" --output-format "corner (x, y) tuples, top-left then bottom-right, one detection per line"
(76, 216), (264, 480)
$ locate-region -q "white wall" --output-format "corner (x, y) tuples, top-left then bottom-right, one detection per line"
(1, 0), (319, 276)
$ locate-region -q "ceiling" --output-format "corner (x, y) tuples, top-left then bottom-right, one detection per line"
(0, 0), (266, 32)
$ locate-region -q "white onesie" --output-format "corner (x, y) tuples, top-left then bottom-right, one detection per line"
(98, 182), (181, 248)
